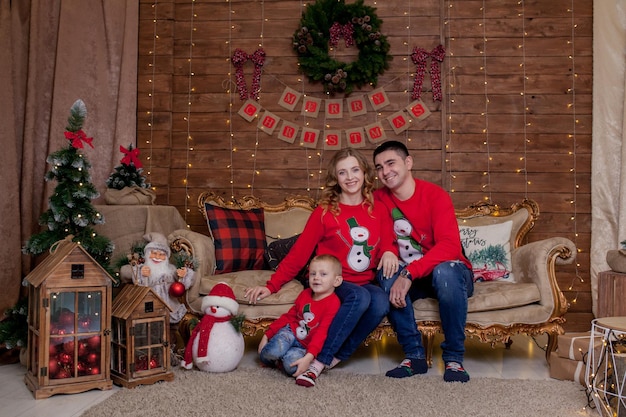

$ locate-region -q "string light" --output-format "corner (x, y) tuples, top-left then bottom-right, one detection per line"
(480, 0), (492, 203)
(567, 0), (584, 300)
(146, 1), (158, 189)
(445, 1), (456, 193)
(519, 1), (529, 196)
(228, 0), (235, 198)
(182, 0), (196, 224)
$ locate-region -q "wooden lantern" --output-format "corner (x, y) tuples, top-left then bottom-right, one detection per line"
(110, 284), (174, 388)
(23, 240), (114, 399)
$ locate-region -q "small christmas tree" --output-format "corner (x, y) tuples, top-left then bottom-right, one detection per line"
(105, 144), (151, 190)
(22, 99), (114, 270)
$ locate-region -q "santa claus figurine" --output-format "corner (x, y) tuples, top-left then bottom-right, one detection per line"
(180, 282), (244, 372)
(132, 232), (194, 324)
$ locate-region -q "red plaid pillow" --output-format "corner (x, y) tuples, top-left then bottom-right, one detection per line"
(204, 204), (267, 274)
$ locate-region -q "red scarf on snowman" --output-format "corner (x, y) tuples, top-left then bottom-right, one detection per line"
(181, 282), (240, 369)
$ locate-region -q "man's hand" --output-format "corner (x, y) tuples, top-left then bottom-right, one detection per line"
(140, 265), (151, 277)
(390, 272), (412, 308)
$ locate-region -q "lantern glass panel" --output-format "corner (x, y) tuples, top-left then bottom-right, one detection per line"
(150, 321), (163, 345)
(77, 291), (101, 332)
(134, 322), (148, 347)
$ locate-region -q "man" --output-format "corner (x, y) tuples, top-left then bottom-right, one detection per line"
(373, 140), (474, 383)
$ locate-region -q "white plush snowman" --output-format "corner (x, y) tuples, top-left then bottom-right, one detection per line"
(180, 282), (244, 372)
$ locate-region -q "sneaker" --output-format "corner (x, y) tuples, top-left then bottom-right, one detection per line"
(324, 357), (341, 371)
(385, 358), (428, 378)
(295, 370), (318, 387)
(443, 361), (470, 383)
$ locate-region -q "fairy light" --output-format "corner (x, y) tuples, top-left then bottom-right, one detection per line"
(146, 1), (158, 189)
(566, 0), (584, 300)
(249, 0), (266, 194)
(480, 0), (492, 203)
(519, 1), (529, 196)
(183, 0), (196, 224)
(445, 1), (457, 193)
(299, 0), (313, 195)
(227, 0), (235, 198)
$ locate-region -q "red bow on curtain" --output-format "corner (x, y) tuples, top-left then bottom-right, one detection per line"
(64, 130), (94, 149)
(231, 48), (266, 101)
(411, 45), (446, 101)
(329, 22), (354, 48)
(120, 145), (142, 169)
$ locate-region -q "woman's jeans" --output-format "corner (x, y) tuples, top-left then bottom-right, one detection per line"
(377, 261), (474, 364)
(259, 325), (305, 376)
(316, 281), (389, 365)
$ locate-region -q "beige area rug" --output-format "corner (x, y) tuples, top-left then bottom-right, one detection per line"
(82, 367), (593, 417)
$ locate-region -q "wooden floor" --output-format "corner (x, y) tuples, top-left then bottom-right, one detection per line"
(0, 334), (582, 417)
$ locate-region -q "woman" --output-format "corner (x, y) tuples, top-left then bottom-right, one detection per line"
(245, 148), (398, 385)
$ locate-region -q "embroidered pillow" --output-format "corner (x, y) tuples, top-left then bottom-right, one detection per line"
(264, 234), (312, 287)
(459, 220), (514, 282)
(204, 203), (267, 274)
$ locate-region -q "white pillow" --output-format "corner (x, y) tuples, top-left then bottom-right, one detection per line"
(459, 221), (514, 282)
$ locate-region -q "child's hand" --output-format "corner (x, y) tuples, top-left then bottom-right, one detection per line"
(258, 335), (268, 354)
(291, 353), (314, 377)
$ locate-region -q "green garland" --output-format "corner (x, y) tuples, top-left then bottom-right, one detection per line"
(293, 0), (392, 95)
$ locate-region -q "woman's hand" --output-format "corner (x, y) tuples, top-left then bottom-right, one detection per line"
(378, 251), (399, 279)
(244, 286), (271, 305)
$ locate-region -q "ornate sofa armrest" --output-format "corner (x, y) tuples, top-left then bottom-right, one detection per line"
(512, 236), (576, 317)
(168, 228), (216, 314)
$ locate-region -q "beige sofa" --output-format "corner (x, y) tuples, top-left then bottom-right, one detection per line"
(169, 190), (576, 365)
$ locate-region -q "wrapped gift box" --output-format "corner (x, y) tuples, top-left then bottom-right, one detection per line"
(549, 351), (585, 386)
(557, 331), (602, 361)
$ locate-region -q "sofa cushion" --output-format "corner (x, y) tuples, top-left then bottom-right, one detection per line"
(413, 281), (541, 314)
(199, 270), (303, 306)
(459, 221), (514, 282)
(264, 234), (312, 286)
(204, 204), (267, 274)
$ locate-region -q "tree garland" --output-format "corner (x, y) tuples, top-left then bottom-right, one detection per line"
(293, 0), (392, 95)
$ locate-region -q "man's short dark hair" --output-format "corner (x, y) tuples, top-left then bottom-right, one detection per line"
(373, 140), (409, 162)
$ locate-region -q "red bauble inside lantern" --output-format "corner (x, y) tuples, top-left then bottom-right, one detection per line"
(63, 340), (75, 354)
(87, 366), (100, 375)
(48, 359), (60, 376)
(55, 368), (71, 379)
(169, 281), (185, 298)
(59, 352), (72, 365)
(86, 352), (99, 364)
(86, 335), (100, 348)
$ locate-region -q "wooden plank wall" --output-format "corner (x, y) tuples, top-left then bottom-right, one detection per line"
(137, 0), (593, 331)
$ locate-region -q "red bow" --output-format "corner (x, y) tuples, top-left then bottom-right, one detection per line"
(329, 22), (355, 48)
(120, 145), (142, 169)
(64, 130), (94, 149)
(411, 45), (446, 101)
(231, 48), (266, 101)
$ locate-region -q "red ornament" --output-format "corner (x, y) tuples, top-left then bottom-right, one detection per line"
(169, 281), (186, 298)
(78, 316), (92, 330)
(48, 359), (60, 376)
(87, 366), (100, 375)
(54, 368), (71, 379)
(77, 361), (87, 375)
(63, 340), (75, 354)
(59, 311), (75, 327)
(49, 342), (61, 356)
(86, 335), (101, 348)
(78, 341), (88, 357)
(86, 352), (99, 364)
(149, 357), (160, 369)
(59, 352), (73, 365)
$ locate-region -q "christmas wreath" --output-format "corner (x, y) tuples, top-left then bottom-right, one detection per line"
(293, 0), (392, 95)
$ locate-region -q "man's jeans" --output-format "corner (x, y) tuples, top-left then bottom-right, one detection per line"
(259, 325), (305, 376)
(377, 261), (474, 364)
(317, 281), (389, 365)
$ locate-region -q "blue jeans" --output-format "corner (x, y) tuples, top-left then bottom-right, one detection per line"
(259, 325), (306, 376)
(316, 281), (389, 365)
(377, 261), (474, 364)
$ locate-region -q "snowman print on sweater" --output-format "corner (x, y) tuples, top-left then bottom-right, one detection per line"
(296, 304), (317, 340)
(344, 217), (374, 272)
(392, 208), (423, 263)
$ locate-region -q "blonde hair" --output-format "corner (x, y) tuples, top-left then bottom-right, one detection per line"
(319, 148), (375, 216)
(310, 254), (342, 277)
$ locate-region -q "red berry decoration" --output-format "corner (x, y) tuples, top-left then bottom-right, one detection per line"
(169, 281), (186, 298)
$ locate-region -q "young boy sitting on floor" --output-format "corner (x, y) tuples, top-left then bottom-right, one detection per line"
(257, 254), (342, 387)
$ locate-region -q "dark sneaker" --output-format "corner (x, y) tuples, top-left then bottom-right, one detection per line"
(443, 361), (470, 383)
(385, 358), (428, 378)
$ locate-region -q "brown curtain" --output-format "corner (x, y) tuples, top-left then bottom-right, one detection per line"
(0, 0), (138, 316)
